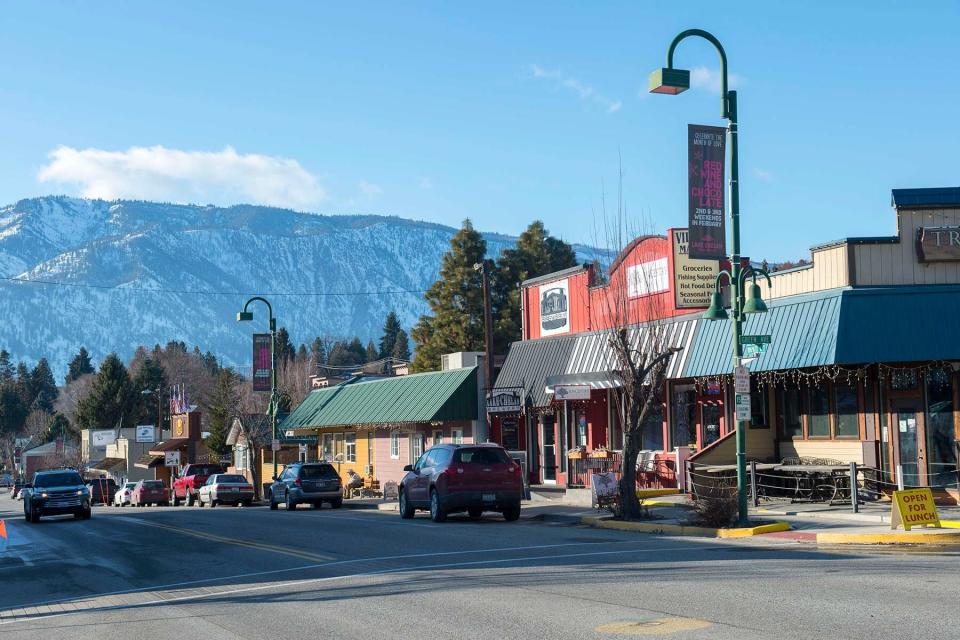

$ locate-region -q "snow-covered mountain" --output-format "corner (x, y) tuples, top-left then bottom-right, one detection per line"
(0, 196), (592, 379)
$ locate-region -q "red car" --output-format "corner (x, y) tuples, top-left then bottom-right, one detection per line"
(172, 463), (223, 506)
(399, 443), (523, 522)
(131, 480), (169, 507)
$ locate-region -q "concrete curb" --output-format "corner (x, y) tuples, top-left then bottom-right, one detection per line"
(815, 529), (960, 545)
(581, 516), (790, 538)
(637, 489), (681, 498)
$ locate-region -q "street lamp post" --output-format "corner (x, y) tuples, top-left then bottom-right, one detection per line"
(141, 387), (163, 436)
(650, 29), (770, 526)
(237, 296), (279, 481)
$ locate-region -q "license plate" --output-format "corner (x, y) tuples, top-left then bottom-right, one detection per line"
(482, 493), (495, 502)
(230, 487), (238, 492)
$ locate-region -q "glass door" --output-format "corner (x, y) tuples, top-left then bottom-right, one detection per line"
(893, 402), (926, 487)
(540, 416), (557, 484)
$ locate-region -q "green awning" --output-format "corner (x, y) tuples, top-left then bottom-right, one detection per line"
(280, 367), (478, 431)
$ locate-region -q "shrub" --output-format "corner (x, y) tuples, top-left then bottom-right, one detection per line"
(691, 483), (738, 528)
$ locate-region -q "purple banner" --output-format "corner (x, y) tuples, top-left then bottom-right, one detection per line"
(688, 124), (727, 260)
(252, 333), (272, 392)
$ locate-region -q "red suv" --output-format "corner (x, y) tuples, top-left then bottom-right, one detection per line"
(399, 444), (522, 522)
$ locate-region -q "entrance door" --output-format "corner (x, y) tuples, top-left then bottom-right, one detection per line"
(892, 402), (927, 487)
(540, 416), (557, 484)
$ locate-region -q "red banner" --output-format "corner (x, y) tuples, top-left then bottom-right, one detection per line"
(688, 124), (727, 260)
(252, 333), (272, 392)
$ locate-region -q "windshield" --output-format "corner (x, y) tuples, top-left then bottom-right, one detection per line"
(124, 483), (137, 489)
(453, 448), (510, 465)
(192, 465), (222, 475)
(35, 472), (84, 488)
(216, 475), (248, 484)
(300, 465), (339, 479)
(144, 481), (164, 489)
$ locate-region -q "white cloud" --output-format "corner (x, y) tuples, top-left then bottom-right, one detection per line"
(359, 180), (383, 197)
(527, 64), (622, 114)
(419, 177), (433, 190)
(752, 167), (773, 181)
(37, 145), (327, 210)
(689, 66), (745, 94)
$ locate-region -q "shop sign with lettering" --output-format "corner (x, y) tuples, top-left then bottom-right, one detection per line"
(672, 228), (719, 308)
(891, 488), (941, 531)
(917, 226), (960, 262)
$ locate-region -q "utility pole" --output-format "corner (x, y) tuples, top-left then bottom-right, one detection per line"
(476, 260), (496, 392)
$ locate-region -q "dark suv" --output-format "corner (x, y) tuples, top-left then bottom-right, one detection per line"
(269, 462), (343, 510)
(23, 469), (92, 522)
(399, 444), (523, 522)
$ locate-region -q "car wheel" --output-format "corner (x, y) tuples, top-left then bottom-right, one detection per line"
(185, 492), (195, 507)
(286, 494), (297, 511)
(330, 498), (342, 509)
(82, 507), (92, 520)
(210, 499), (217, 508)
(468, 507), (483, 520)
(312, 501), (323, 509)
(399, 488), (414, 519)
(429, 489), (446, 523)
(172, 493), (181, 507)
(31, 506), (41, 523)
(269, 497), (278, 510)
(502, 504), (521, 522)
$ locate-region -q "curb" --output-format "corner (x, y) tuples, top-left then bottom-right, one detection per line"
(580, 516), (790, 538)
(637, 489), (681, 498)
(815, 529), (960, 545)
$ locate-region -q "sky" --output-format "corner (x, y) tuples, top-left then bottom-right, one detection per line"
(1, 1), (958, 261)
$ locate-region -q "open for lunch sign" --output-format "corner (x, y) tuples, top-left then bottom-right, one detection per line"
(688, 124), (727, 260)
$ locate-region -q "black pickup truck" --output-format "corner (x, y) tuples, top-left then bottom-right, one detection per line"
(22, 469), (92, 523)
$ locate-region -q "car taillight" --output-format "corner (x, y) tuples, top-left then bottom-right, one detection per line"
(294, 478), (302, 487)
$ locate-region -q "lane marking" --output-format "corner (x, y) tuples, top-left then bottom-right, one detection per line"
(596, 618), (713, 635)
(0, 544), (718, 627)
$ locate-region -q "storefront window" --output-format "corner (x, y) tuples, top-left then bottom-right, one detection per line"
(834, 383), (859, 438)
(672, 386), (697, 448)
(641, 401), (664, 450)
(389, 431), (400, 459)
(878, 382), (889, 472)
(925, 369), (956, 486)
(701, 403), (722, 446)
(575, 411), (588, 447)
(807, 385), (830, 437)
(777, 387), (802, 437)
(750, 379), (769, 429)
(345, 432), (356, 462)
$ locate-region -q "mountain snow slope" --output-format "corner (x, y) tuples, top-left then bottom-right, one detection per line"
(0, 197), (593, 379)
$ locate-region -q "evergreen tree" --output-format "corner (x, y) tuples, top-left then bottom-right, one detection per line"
(311, 337), (326, 366)
(411, 219), (488, 371)
(297, 344), (308, 361)
(132, 357), (168, 425)
(0, 380), (27, 440)
(275, 327), (296, 364)
(16, 362), (32, 409)
(204, 368), (240, 457)
(75, 354), (138, 430)
(203, 351), (219, 374)
(0, 350), (14, 383)
(494, 220), (577, 350)
(65, 346), (95, 384)
(29, 358), (58, 413)
(327, 341), (361, 368)
(365, 340), (378, 363)
(378, 311), (402, 359)
(392, 329), (411, 362)
(347, 337), (366, 363)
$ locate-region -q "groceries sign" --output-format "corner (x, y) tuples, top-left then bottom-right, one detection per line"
(688, 124), (727, 260)
(672, 229), (719, 308)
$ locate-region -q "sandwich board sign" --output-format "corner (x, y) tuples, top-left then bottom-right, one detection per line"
(890, 488), (940, 530)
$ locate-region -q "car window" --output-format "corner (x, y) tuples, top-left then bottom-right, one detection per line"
(34, 472), (84, 487)
(300, 465), (338, 480)
(432, 448), (453, 466)
(205, 476), (217, 485)
(144, 481), (164, 489)
(414, 451), (432, 471)
(194, 465), (222, 475)
(453, 448), (510, 465)
(279, 468), (295, 481)
(217, 475), (247, 483)
(124, 483), (137, 490)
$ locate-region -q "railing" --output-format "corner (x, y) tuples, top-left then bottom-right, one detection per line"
(568, 451), (676, 490)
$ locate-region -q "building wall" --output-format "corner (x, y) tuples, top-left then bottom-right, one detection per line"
(780, 439), (865, 464)
(767, 244), (850, 300)
(372, 421), (475, 487)
(855, 208), (960, 286)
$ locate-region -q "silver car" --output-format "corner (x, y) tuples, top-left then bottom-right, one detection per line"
(198, 473), (255, 507)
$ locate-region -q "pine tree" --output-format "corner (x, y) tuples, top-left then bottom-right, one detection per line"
(494, 220), (577, 350)
(275, 327), (296, 364)
(411, 219), (488, 371)
(392, 329), (411, 362)
(29, 358), (58, 413)
(0, 380), (27, 440)
(204, 368), (240, 457)
(75, 354), (138, 430)
(348, 337), (366, 363)
(65, 346), (95, 384)
(132, 356), (168, 425)
(311, 337), (326, 366)
(0, 350), (14, 383)
(328, 341), (362, 368)
(365, 340), (378, 363)
(378, 311), (402, 358)
(297, 344), (308, 361)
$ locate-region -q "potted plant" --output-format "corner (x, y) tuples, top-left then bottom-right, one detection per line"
(567, 446), (587, 460)
(589, 447), (611, 459)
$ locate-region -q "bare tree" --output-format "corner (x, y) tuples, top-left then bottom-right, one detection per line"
(23, 409), (53, 444)
(276, 356), (314, 411)
(55, 373), (96, 429)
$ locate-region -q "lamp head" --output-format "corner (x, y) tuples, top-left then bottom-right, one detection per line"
(703, 291), (729, 321)
(743, 283), (769, 314)
(648, 67), (690, 95)
(237, 311), (254, 322)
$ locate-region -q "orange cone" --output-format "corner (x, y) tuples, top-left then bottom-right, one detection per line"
(0, 519), (6, 552)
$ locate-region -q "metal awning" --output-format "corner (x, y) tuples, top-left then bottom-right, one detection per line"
(88, 457), (125, 471)
(544, 371), (622, 394)
(134, 454), (164, 469)
(149, 439), (189, 455)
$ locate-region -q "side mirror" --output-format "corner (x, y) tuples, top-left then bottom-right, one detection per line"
(272, 475), (278, 481)
(402, 464), (413, 472)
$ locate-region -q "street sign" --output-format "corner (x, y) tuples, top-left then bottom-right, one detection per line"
(554, 385), (591, 401)
(740, 334), (772, 345)
(742, 344), (768, 358)
(271, 438), (281, 452)
(135, 425), (156, 443)
(734, 393), (751, 421)
(734, 365), (750, 394)
(164, 451), (180, 467)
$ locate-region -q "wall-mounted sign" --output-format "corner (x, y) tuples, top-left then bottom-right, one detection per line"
(91, 430), (116, 447)
(671, 228), (719, 308)
(627, 258), (669, 298)
(173, 416), (186, 439)
(554, 385), (591, 401)
(688, 124), (727, 260)
(164, 451), (180, 467)
(540, 279), (569, 336)
(135, 425), (156, 443)
(486, 388), (522, 413)
(501, 418), (520, 450)
(917, 226), (960, 262)
(252, 333), (272, 392)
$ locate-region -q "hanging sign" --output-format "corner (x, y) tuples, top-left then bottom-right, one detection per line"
(687, 124), (727, 260)
(734, 393), (751, 421)
(486, 388), (523, 413)
(890, 488), (941, 530)
(539, 279), (570, 336)
(554, 385), (590, 401)
(671, 229), (719, 308)
(252, 333), (272, 392)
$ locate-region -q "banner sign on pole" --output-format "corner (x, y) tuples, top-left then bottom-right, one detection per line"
(688, 124), (727, 260)
(252, 333), (272, 392)
(891, 488), (941, 530)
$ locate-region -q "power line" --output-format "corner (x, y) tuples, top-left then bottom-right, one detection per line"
(0, 275), (428, 298)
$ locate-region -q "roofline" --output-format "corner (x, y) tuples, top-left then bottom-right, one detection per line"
(505, 309), (700, 350)
(521, 264), (590, 287)
(808, 236), (899, 252)
(892, 187), (960, 209)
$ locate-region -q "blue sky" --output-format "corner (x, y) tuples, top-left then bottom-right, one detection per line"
(1, 1), (958, 261)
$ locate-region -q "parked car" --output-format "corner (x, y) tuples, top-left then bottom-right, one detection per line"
(399, 444), (523, 522)
(87, 478), (118, 505)
(269, 462), (342, 511)
(172, 463), (224, 506)
(199, 474), (255, 507)
(113, 482), (138, 506)
(10, 479), (24, 499)
(22, 469), (91, 522)
(0, 473), (11, 487)
(131, 480), (169, 507)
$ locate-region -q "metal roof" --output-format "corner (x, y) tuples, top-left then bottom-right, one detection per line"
(280, 367), (478, 431)
(494, 335), (578, 408)
(891, 187), (960, 209)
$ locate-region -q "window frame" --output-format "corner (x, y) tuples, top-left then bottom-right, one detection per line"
(432, 429), (443, 446)
(833, 382), (861, 439)
(389, 431), (400, 459)
(451, 429), (463, 444)
(344, 432), (357, 463)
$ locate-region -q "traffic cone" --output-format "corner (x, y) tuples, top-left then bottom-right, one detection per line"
(0, 519), (7, 553)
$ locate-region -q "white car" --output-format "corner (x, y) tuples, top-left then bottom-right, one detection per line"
(198, 473), (255, 507)
(113, 482), (137, 507)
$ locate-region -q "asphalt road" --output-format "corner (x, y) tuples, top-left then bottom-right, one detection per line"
(0, 497), (957, 640)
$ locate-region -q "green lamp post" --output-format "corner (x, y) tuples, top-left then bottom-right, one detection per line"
(237, 296), (280, 481)
(650, 29), (770, 526)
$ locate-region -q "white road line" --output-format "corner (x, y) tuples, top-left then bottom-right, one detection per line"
(0, 544), (714, 627)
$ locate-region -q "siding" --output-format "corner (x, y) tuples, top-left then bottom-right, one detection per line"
(372, 422), (474, 487)
(779, 440), (864, 464)
(768, 245), (849, 300)
(688, 427), (777, 465)
(855, 209), (960, 286)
